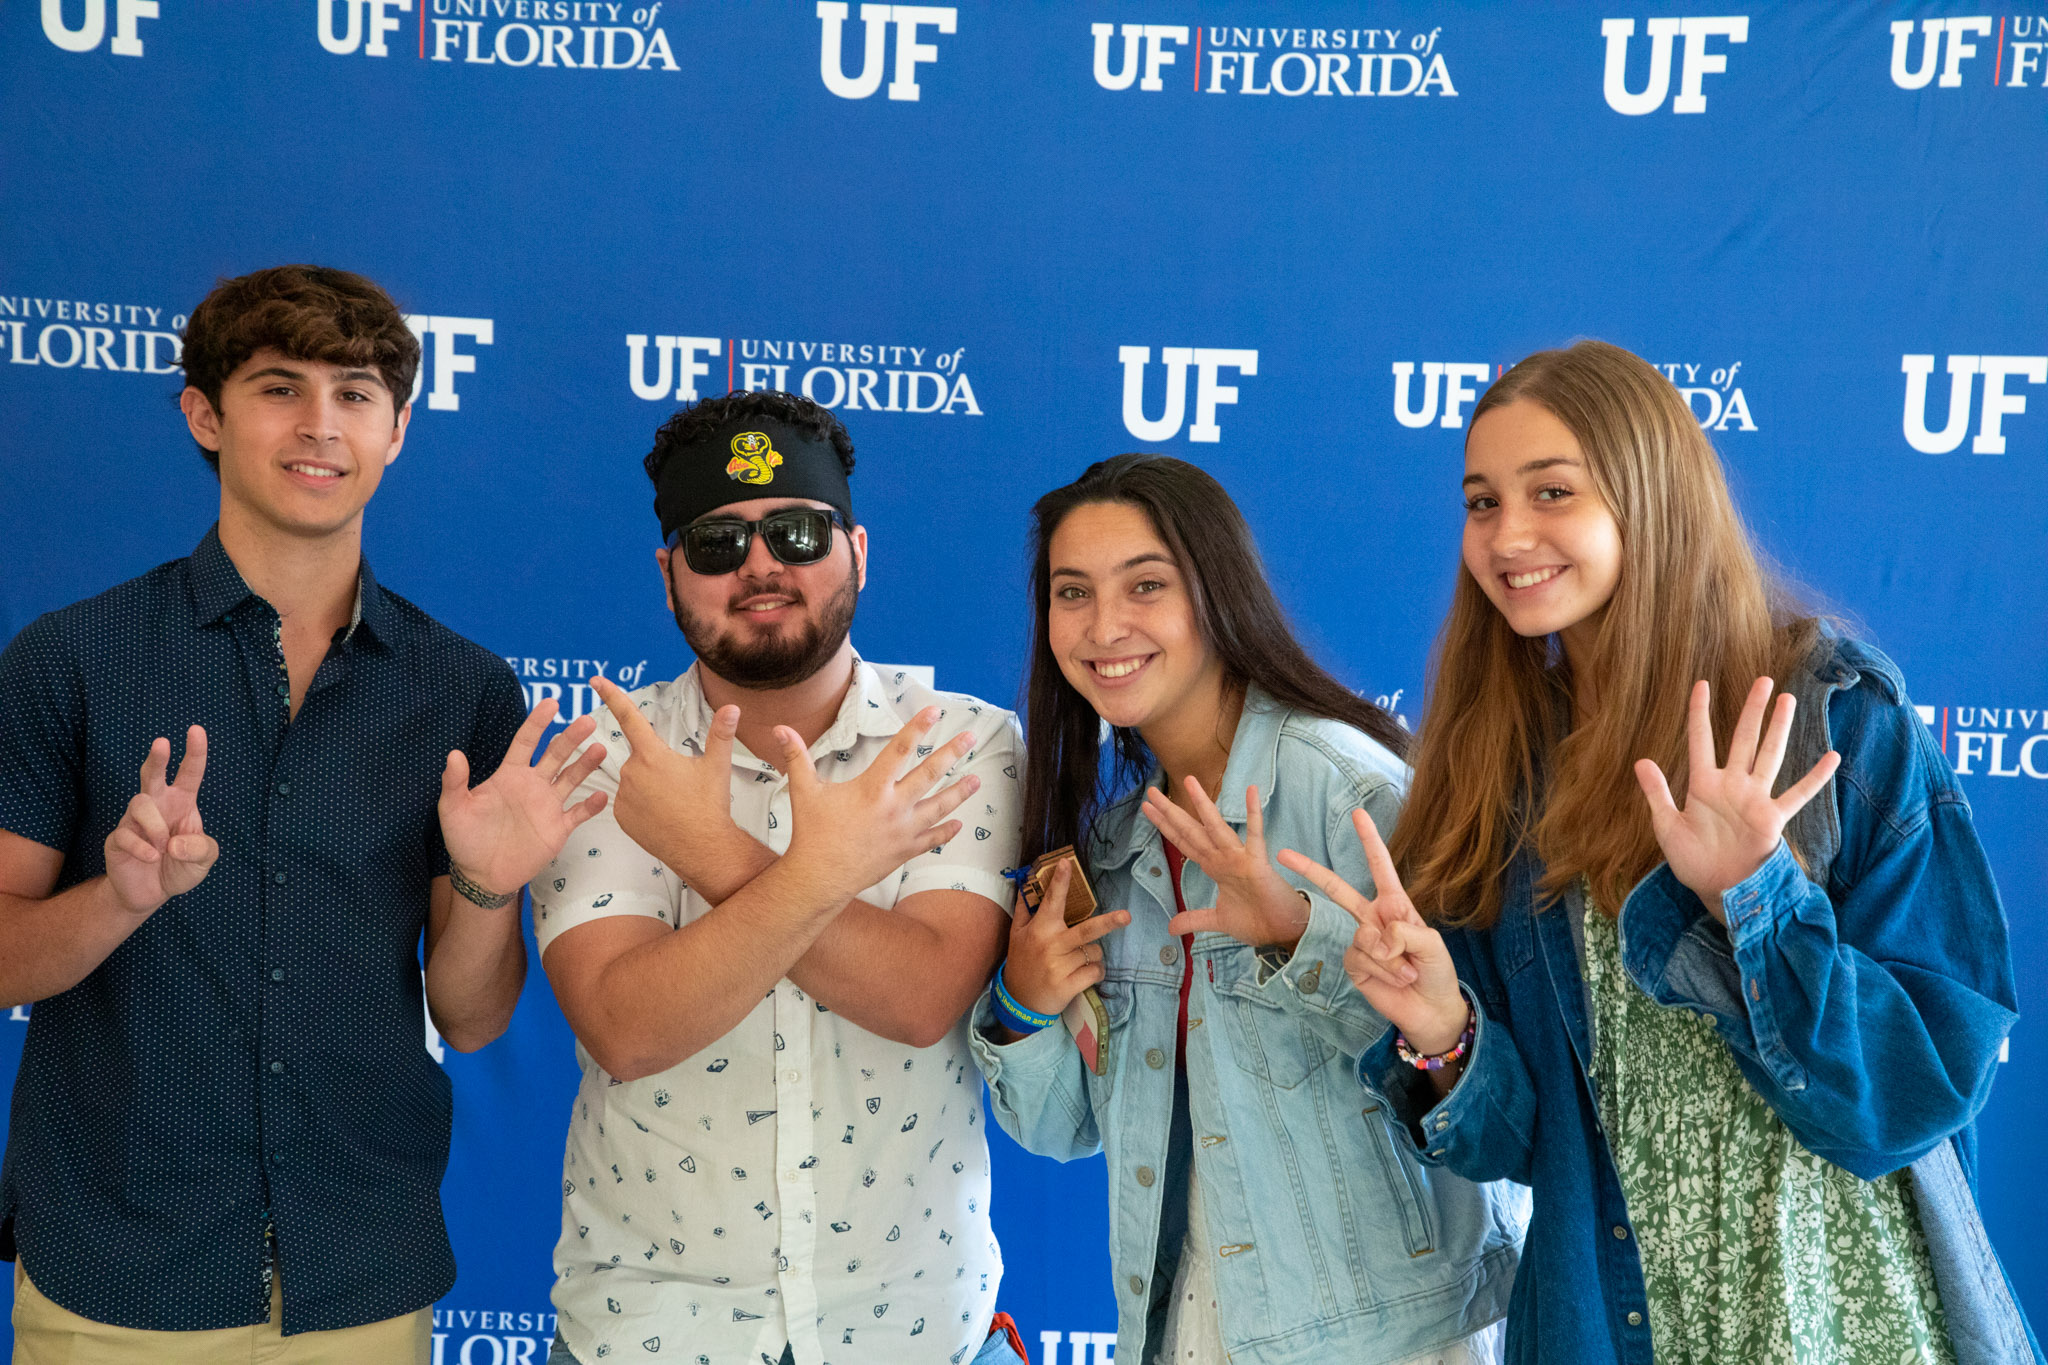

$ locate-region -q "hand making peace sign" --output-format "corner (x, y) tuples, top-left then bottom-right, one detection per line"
(103, 726), (219, 917)
(1277, 809), (1469, 1056)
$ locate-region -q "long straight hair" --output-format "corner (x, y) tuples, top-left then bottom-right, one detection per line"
(1020, 454), (1410, 864)
(1389, 340), (1817, 927)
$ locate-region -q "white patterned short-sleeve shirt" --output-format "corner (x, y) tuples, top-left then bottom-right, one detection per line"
(531, 656), (1022, 1365)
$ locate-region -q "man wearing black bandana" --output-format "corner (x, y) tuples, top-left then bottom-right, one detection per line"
(493, 390), (1029, 1365)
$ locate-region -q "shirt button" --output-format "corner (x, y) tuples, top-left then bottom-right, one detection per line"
(273, 871), (287, 885)
(269, 1061), (285, 1074)
(1128, 1275), (1145, 1294)
(1628, 1312), (1643, 1327)
(275, 683), (290, 698)
(1158, 946), (1177, 966)
(1613, 1224), (1630, 1240)
(275, 781), (290, 796)
(1135, 1166), (1155, 1187)
(269, 1152), (285, 1168)
(784, 1070), (801, 1083)
(1144, 1048), (1166, 1070)
(270, 968), (285, 982)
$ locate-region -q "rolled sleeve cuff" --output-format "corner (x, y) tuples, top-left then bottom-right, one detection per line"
(968, 991), (1079, 1085)
(897, 865), (1015, 911)
(1358, 985), (1519, 1165)
(1255, 890), (1387, 1047)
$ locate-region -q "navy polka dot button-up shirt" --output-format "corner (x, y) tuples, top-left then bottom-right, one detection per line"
(0, 527), (526, 1334)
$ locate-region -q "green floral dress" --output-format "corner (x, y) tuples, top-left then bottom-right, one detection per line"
(1582, 898), (1955, 1365)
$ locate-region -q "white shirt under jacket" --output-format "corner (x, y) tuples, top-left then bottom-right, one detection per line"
(532, 656), (1023, 1365)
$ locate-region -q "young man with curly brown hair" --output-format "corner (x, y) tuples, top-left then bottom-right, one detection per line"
(0, 265), (600, 1364)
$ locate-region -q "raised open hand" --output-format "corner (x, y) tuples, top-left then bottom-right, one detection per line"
(1000, 858), (1131, 1018)
(439, 699), (609, 901)
(773, 709), (980, 904)
(590, 674), (741, 877)
(1278, 808), (1466, 1054)
(1142, 778), (1308, 950)
(103, 726), (219, 916)
(1634, 677), (1841, 919)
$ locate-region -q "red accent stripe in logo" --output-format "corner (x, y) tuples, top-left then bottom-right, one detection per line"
(418, 0), (424, 58)
(1995, 16), (2006, 85)
(1942, 706), (1950, 756)
(1194, 28), (1203, 91)
(727, 339), (734, 393)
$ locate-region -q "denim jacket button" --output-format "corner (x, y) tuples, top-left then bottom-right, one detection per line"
(1612, 1224), (1629, 1240)
(1297, 965), (1321, 994)
(1159, 946), (1178, 966)
(1628, 1312), (1643, 1327)
(1145, 1048), (1166, 1070)
(1136, 1166), (1156, 1187)
(1129, 1274), (1145, 1294)
(1149, 866), (1163, 877)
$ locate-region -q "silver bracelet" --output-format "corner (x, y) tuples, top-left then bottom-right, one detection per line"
(449, 863), (516, 909)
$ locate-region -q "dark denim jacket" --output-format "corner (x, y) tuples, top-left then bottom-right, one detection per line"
(1358, 637), (2041, 1365)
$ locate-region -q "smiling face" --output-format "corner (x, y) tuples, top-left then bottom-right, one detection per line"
(181, 347), (409, 541)
(1461, 398), (1624, 665)
(1045, 500), (1223, 736)
(657, 496), (868, 690)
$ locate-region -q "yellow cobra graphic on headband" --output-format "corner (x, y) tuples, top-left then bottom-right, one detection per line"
(725, 431), (783, 485)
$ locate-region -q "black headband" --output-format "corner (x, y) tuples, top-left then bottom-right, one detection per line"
(653, 418), (854, 539)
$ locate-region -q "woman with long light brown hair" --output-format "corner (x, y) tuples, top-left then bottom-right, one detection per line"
(1280, 340), (2039, 1365)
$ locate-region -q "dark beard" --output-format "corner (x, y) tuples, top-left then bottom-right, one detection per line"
(672, 569), (859, 690)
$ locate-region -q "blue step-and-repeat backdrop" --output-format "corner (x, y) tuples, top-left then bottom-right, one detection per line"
(3, 2), (2043, 1360)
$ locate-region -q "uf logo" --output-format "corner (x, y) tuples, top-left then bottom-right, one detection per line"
(1091, 24), (1190, 91)
(818, 3), (957, 101)
(1601, 16), (1748, 114)
(318, 0), (412, 57)
(1901, 355), (2048, 454)
(403, 316), (494, 413)
(1120, 347), (1259, 443)
(1392, 363), (1492, 429)
(1889, 18), (1993, 89)
(40, 0), (157, 55)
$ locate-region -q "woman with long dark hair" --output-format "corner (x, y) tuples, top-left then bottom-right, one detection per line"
(1284, 341), (2039, 1364)
(968, 454), (1524, 1365)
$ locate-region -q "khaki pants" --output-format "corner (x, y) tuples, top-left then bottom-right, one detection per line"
(12, 1261), (431, 1364)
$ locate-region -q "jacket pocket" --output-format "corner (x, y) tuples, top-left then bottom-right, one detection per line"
(1358, 1098), (1437, 1258)
(1212, 958), (1327, 1090)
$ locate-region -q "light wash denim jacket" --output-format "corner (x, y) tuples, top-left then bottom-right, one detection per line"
(1358, 637), (2041, 1365)
(972, 689), (1525, 1365)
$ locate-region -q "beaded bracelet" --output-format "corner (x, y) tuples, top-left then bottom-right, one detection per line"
(1393, 1003), (1475, 1072)
(992, 966), (1059, 1035)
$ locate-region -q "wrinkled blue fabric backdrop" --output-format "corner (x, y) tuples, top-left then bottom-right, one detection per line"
(3, 2), (2043, 1358)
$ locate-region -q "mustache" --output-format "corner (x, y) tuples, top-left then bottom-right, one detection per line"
(726, 575), (805, 610)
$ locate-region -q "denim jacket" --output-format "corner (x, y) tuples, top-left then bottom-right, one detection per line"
(1358, 638), (2041, 1365)
(972, 689), (1525, 1365)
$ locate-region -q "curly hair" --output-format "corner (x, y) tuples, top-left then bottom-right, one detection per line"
(644, 389), (856, 491)
(180, 266), (419, 467)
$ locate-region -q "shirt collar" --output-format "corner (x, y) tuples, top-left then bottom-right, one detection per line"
(186, 523), (391, 652)
(671, 649), (892, 773)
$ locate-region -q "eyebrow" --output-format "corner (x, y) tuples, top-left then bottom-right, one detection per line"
(1461, 456), (1581, 489)
(243, 365), (389, 391)
(1049, 551), (1176, 580)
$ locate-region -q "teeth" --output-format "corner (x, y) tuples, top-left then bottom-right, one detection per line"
(1095, 658), (1146, 678)
(744, 601), (790, 612)
(287, 464), (341, 479)
(1506, 567), (1562, 589)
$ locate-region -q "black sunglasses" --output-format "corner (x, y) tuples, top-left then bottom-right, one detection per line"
(666, 507), (850, 576)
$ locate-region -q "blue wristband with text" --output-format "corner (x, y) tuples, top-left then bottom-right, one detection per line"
(992, 965), (1058, 1034)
